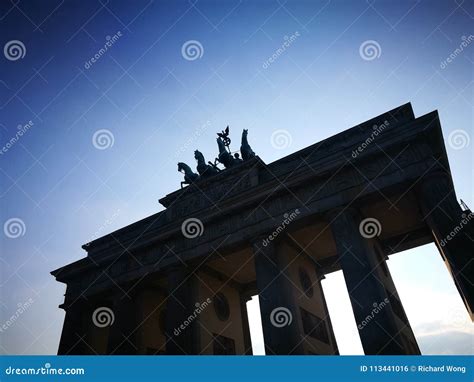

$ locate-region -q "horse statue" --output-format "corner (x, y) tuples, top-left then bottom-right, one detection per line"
(240, 129), (255, 160)
(216, 137), (237, 169)
(194, 150), (219, 177)
(177, 162), (199, 188)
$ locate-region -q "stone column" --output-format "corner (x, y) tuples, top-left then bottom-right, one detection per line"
(57, 298), (89, 355)
(164, 266), (200, 354)
(253, 238), (305, 355)
(373, 246), (420, 354)
(417, 172), (474, 319)
(328, 208), (418, 354)
(239, 292), (253, 355)
(106, 293), (139, 354)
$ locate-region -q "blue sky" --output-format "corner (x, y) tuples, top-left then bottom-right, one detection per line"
(0, 0), (472, 355)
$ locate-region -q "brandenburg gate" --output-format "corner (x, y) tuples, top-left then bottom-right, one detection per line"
(52, 103), (473, 355)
